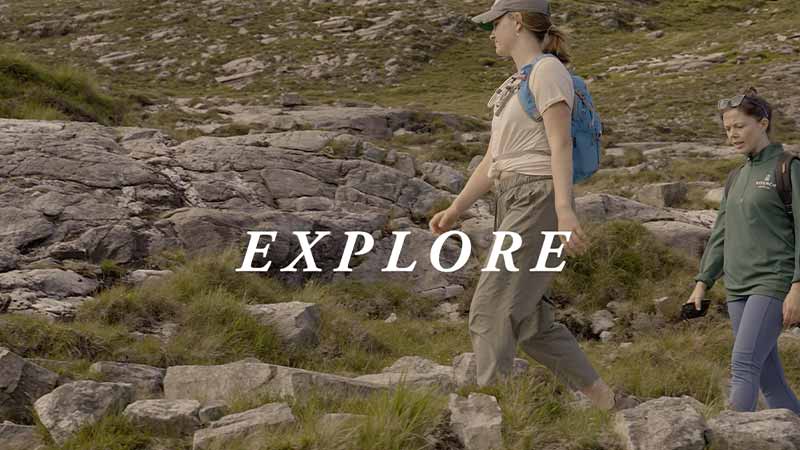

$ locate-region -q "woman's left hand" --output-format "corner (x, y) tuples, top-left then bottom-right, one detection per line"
(557, 209), (588, 257)
(783, 286), (800, 328)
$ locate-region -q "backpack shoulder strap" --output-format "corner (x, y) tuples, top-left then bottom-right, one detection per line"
(776, 151), (798, 216)
(724, 165), (743, 204)
(518, 54), (558, 122)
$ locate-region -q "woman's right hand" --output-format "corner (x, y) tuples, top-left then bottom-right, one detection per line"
(429, 207), (460, 236)
(685, 282), (707, 311)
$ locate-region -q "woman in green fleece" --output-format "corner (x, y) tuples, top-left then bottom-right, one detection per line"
(688, 88), (800, 413)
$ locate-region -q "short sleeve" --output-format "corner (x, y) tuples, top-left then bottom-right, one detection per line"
(529, 57), (574, 115)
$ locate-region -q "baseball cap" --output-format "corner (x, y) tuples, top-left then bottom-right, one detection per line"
(471, 0), (551, 31)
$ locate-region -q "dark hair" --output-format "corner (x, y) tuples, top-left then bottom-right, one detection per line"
(723, 88), (774, 133)
(517, 12), (570, 64)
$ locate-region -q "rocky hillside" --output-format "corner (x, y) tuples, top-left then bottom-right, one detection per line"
(3, 1), (800, 450)
(2, 104), (800, 449)
(2, 0), (799, 141)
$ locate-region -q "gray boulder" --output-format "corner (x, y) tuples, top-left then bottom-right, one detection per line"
(0, 348), (60, 423)
(89, 361), (166, 400)
(577, 193), (716, 227)
(448, 393), (503, 450)
(614, 396), (707, 450)
(707, 409), (800, 450)
(126, 270), (173, 285)
(355, 356), (455, 391)
(192, 403), (295, 450)
(33, 380), (135, 445)
(0, 421), (46, 450)
(642, 221), (711, 258)
(244, 301), (321, 348)
(0, 269), (98, 320)
(164, 359), (384, 404)
(635, 182), (688, 208)
(420, 285), (465, 302)
(123, 399), (201, 436)
(419, 162), (467, 194)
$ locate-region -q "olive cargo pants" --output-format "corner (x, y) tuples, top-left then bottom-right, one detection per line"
(468, 173), (600, 388)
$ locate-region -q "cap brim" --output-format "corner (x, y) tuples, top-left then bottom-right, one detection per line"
(471, 9), (506, 30)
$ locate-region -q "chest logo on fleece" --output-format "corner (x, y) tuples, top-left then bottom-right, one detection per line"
(755, 173), (776, 190)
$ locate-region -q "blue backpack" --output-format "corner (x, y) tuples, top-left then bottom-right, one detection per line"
(517, 54), (602, 184)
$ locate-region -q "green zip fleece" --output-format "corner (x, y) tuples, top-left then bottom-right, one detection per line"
(696, 143), (800, 302)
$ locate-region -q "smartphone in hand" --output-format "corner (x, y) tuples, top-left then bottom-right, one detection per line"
(680, 300), (711, 321)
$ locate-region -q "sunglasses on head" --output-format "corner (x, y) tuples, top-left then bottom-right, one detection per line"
(717, 95), (748, 110)
(717, 88), (768, 117)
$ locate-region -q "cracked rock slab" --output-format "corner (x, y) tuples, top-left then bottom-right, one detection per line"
(164, 359), (384, 404)
(192, 402), (295, 450)
(614, 396), (706, 450)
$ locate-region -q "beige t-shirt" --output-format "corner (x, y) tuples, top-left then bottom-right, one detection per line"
(486, 57), (574, 180)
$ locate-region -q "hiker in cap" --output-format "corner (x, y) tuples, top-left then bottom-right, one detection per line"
(429, 0), (635, 410)
(689, 88), (800, 414)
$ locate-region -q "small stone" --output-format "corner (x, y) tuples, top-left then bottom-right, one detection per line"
(591, 310), (615, 336)
(448, 393), (503, 450)
(244, 302), (321, 348)
(635, 182), (688, 208)
(122, 399), (201, 436)
(279, 93), (306, 107)
(198, 401), (228, 425)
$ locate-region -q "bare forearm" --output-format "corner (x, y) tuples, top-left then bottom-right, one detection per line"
(550, 142), (574, 213)
(451, 157), (493, 214)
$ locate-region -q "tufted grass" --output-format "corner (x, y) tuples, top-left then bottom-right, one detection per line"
(552, 220), (703, 313)
(217, 385), (446, 450)
(0, 247), (469, 376)
(0, 52), (128, 125)
(40, 413), (169, 450)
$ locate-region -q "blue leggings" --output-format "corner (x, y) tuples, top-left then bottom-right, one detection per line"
(728, 295), (800, 413)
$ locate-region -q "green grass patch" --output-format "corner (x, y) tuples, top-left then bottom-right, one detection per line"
(0, 248), (470, 377)
(553, 220), (697, 311)
(578, 157), (743, 198)
(42, 413), (161, 450)
(0, 52), (128, 125)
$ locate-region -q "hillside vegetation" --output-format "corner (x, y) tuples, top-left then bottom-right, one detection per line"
(0, 0), (798, 142)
